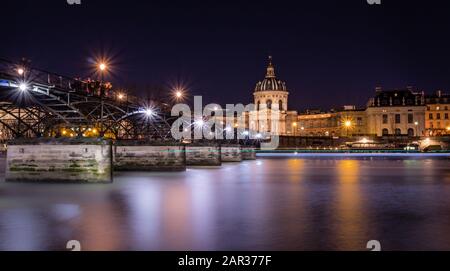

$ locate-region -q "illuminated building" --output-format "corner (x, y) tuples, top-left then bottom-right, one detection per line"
(425, 91), (450, 136)
(296, 107), (367, 137)
(249, 56), (298, 136)
(366, 87), (426, 137)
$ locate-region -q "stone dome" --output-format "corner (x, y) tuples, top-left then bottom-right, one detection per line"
(254, 56), (288, 92)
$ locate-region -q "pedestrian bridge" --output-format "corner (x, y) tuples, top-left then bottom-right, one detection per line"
(0, 58), (173, 140)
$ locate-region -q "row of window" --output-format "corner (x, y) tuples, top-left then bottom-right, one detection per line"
(256, 100), (283, 110)
(382, 114), (415, 124)
(426, 105), (449, 110)
(428, 122), (450, 129)
(300, 117), (364, 128)
(382, 128), (415, 136)
(428, 113), (449, 120)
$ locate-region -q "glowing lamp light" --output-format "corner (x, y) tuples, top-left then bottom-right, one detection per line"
(360, 138), (369, 144)
(118, 93), (124, 100)
(145, 108), (155, 117)
(344, 120), (352, 127)
(301, 127), (305, 130)
(175, 91), (183, 98)
(99, 63), (107, 71)
(17, 68), (24, 76)
(446, 127), (450, 131)
(18, 83), (28, 91)
(414, 121), (419, 126)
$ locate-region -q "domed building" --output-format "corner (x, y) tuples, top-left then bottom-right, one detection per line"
(249, 56), (298, 136)
(254, 56), (289, 112)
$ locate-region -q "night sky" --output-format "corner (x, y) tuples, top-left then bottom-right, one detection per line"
(2, 0), (450, 111)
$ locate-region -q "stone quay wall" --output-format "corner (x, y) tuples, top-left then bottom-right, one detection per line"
(6, 138), (112, 183)
(185, 144), (221, 166)
(114, 143), (186, 171)
(221, 145), (242, 162)
(241, 146), (256, 160)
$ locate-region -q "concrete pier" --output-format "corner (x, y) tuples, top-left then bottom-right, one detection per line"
(5, 138), (112, 183)
(221, 144), (242, 162)
(185, 144), (221, 166)
(114, 142), (186, 171)
(241, 146), (256, 160)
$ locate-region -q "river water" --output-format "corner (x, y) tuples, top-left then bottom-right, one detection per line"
(0, 155), (449, 251)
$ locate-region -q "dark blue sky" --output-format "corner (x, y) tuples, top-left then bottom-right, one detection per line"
(2, 0), (450, 111)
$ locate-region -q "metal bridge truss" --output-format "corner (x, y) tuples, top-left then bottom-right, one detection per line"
(0, 58), (174, 141)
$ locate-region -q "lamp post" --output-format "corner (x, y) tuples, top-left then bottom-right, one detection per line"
(98, 62), (107, 137)
(292, 122), (298, 137)
(414, 121), (419, 137)
(344, 120), (352, 137)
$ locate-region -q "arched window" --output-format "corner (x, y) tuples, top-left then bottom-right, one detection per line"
(407, 128), (415, 137)
(382, 128), (389, 136)
(279, 100), (283, 111)
(395, 128), (402, 135)
(267, 100), (272, 110)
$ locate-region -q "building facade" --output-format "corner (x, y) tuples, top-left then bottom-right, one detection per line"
(295, 107), (367, 137)
(249, 56), (297, 136)
(217, 57), (446, 139)
(366, 88), (426, 137)
(425, 91), (450, 136)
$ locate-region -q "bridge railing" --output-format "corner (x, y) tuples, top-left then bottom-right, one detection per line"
(0, 58), (141, 105)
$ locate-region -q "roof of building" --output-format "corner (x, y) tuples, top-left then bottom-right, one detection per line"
(254, 56), (288, 92)
(369, 88), (424, 107)
(425, 91), (450, 104)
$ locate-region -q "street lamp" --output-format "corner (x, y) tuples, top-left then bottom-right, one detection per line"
(99, 63), (107, 72)
(97, 61), (108, 137)
(117, 92), (125, 101)
(175, 90), (183, 99)
(17, 68), (25, 76)
(414, 121), (419, 137)
(18, 83), (28, 91)
(344, 120), (352, 127)
(145, 108), (155, 117)
(172, 87), (186, 103)
(344, 120), (352, 137)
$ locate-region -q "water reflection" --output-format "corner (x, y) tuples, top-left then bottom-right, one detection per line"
(334, 160), (366, 250)
(0, 157), (450, 250)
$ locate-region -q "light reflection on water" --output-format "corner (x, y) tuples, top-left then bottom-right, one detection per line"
(0, 157), (450, 251)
